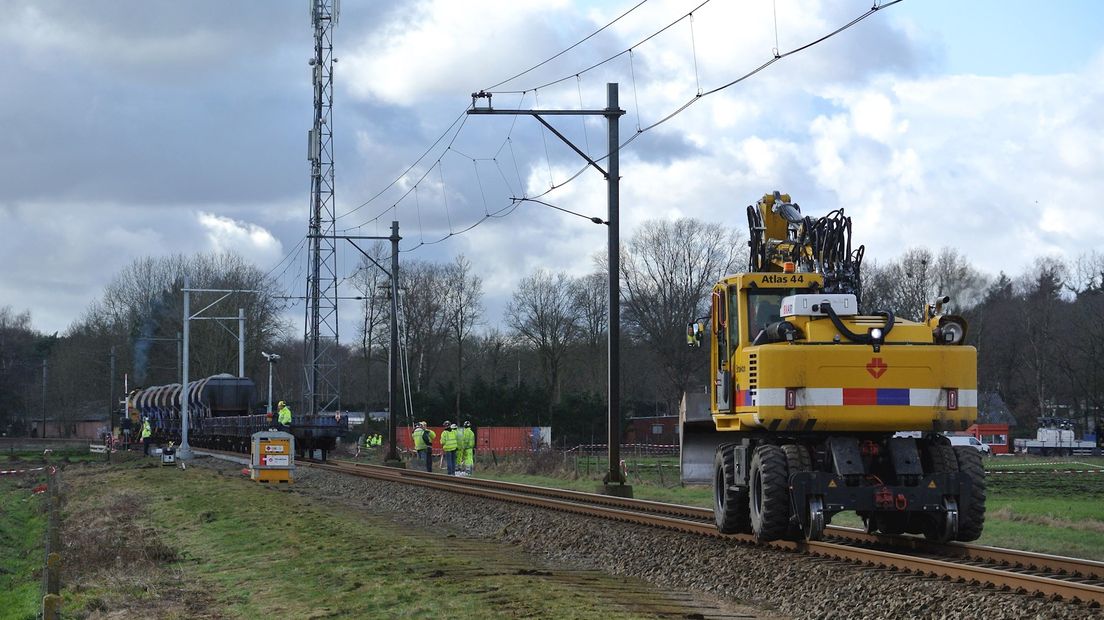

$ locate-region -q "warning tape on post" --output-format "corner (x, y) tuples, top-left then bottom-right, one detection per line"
(988, 469), (1104, 475)
(0, 466), (47, 476)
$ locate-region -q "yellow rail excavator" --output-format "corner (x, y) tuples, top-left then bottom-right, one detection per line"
(684, 192), (983, 542)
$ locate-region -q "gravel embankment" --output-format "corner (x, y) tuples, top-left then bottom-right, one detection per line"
(200, 457), (1100, 620)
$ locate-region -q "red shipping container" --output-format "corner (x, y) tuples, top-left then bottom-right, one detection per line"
(397, 426), (543, 453)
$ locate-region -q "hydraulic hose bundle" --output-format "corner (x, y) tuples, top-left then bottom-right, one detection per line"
(746, 195), (864, 299)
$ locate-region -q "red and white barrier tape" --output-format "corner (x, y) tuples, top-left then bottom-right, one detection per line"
(989, 469), (1104, 475)
(0, 466), (47, 476)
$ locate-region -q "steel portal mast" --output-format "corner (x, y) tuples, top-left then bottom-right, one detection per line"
(304, 0), (340, 415)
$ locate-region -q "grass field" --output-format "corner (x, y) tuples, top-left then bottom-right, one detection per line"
(466, 452), (1104, 560)
(46, 460), (722, 619)
(0, 471), (47, 620)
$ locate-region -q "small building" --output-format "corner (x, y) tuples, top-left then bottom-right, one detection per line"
(967, 392), (1017, 454)
(624, 414), (679, 445)
(35, 412), (111, 440)
(965, 423), (1010, 454)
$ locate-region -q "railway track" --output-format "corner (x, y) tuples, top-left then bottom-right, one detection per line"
(298, 457), (1104, 607)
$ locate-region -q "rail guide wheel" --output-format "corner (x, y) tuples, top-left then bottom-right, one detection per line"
(804, 495), (826, 541)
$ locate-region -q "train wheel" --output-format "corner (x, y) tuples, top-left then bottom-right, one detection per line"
(749, 444), (789, 542)
(713, 445), (751, 534)
(953, 446), (987, 541)
(782, 444), (812, 540)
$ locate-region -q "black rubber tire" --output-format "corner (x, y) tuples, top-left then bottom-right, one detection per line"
(953, 446), (987, 542)
(749, 444), (790, 542)
(782, 444), (812, 476)
(927, 443), (958, 474)
(782, 444), (812, 540)
(714, 445), (751, 534)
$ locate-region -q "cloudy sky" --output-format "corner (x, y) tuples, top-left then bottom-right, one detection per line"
(2, 0), (1103, 336)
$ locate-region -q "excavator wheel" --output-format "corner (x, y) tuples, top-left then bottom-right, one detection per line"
(926, 443), (958, 474)
(953, 446), (987, 541)
(714, 444), (751, 534)
(749, 444), (790, 542)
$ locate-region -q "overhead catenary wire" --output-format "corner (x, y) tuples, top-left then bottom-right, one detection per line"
(335, 0), (653, 226)
(482, 0), (653, 91)
(486, 0), (712, 95)
(335, 0), (906, 258)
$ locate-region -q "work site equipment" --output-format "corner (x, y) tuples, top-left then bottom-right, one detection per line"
(684, 192), (983, 543)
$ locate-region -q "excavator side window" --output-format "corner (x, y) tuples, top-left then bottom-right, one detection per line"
(712, 290), (727, 366)
(728, 287), (741, 350)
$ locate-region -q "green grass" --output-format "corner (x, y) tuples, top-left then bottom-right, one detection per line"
(0, 475), (47, 620)
(58, 462), (699, 618)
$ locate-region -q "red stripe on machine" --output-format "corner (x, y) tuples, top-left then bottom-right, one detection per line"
(842, 388), (877, 405)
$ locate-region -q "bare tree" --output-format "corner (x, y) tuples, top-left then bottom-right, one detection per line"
(351, 241), (390, 409)
(1067, 251), (1104, 295)
(861, 246), (987, 319)
(398, 260), (450, 395)
(859, 259), (896, 314)
(620, 218), (742, 408)
(444, 255), (483, 416)
(571, 271), (607, 392)
(506, 269), (579, 407)
(932, 247), (989, 313)
(67, 251), (288, 403)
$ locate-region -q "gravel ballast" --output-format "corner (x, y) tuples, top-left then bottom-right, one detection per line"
(200, 457), (1100, 619)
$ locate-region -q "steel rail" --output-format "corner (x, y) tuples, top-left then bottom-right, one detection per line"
(305, 458), (1104, 606)
(328, 458), (1104, 582)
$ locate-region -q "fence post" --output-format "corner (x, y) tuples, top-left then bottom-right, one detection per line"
(41, 466), (63, 618)
(46, 552), (61, 594)
(42, 594), (61, 620)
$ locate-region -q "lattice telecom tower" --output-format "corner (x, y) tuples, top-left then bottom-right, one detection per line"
(304, 0), (340, 415)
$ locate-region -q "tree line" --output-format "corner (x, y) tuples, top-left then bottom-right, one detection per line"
(2, 223), (1101, 443)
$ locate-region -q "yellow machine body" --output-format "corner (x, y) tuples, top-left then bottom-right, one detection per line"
(686, 192), (984, 543)
(708, 273), (977, 433)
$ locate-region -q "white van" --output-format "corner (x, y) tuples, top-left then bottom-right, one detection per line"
(948, 435), (991, 455)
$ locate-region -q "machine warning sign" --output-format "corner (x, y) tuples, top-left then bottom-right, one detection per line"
(928, 480), (937, 489)
(263, 455), (290, 467)
(827, 480), (837, 488)
(264, 444), (285, 453)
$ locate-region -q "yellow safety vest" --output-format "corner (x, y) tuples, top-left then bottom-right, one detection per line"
(278, 405), (292, 425)
(141, 421), (151, 439)
(413, 428), (435, 450)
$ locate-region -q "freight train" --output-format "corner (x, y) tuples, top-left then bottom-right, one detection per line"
(126, 373), (347, 457)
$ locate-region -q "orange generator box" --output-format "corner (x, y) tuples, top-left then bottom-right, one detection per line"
(250, 431), (295, 483)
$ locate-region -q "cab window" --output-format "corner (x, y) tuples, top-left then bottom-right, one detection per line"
(747, 291), (786, 340)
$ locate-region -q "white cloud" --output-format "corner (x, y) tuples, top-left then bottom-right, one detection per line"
(197, 212), (282, 265)
(343, 0), (572, 104)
